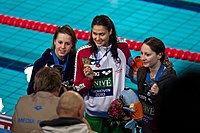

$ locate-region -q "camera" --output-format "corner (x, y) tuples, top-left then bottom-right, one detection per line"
(61, 80), (76, 91)
(50, 64), (76, 96)
(50, 64), (64, 75)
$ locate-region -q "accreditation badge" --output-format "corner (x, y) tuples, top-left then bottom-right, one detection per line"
(89, 68), (113, 97)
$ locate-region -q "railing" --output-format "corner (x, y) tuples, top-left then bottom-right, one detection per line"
(0, 114), (12, 130)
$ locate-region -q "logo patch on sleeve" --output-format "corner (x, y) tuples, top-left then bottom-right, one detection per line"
(34, 106), (42, 110)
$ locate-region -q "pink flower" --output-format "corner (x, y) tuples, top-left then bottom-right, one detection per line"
(108, 99), (126, 120)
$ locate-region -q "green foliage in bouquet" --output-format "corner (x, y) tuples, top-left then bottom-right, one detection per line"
(108, 98), (129, 126)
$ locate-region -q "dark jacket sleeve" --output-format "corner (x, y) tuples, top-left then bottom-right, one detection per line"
(26, 58), (45, 94)
(63, 54), (76, 85)
(27, 49), (53, 95)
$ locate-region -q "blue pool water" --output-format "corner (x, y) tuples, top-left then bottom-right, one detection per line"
(0, 0), (200, 116)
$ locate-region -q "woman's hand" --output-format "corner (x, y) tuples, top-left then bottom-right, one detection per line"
(150, 83), (159, 95)
(83, 66), (94, 81)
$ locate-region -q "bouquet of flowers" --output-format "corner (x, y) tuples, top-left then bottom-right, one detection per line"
(164, 56), (173, 67)
(130, 56), (143, 75)
(108, 88), (144, 132)
(107, 98), (130, 126)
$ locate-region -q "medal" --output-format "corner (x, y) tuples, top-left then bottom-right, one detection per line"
(96, 64), (101, 68)
(82, 57), (91, 67)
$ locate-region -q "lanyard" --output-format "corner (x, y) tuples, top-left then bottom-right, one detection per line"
(90, 48), (111, 67)
(52, 50), (69, 72)
(146, 64), (164, 82)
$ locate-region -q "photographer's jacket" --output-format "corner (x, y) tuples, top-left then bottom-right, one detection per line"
(12, 91), (59, 133)
(37, 117), (90, 133)
(27, 48), (75, 95)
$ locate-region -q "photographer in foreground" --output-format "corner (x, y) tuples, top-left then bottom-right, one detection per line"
(12, 67), (62, 133)
(32, 91), (96, 133)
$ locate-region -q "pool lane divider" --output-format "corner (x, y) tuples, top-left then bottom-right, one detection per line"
(0, 14), (200, 63)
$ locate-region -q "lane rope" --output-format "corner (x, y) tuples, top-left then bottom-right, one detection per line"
(0, 14), (199, 63)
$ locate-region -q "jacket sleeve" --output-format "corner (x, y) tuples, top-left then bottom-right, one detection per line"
(74, 49), (94, 95)
(118, 42), (139, 84)
(118, 42), (131, 64)
(12, 97), (22, 132)
(26, 59), (45, 95)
